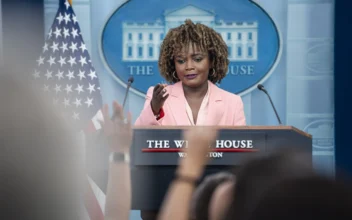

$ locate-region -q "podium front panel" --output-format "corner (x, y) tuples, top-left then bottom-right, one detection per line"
(129, 127), (312, 210)
(84, 126), (312, 210)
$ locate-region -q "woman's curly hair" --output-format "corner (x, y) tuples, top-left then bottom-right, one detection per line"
(158, 19), (229, 84)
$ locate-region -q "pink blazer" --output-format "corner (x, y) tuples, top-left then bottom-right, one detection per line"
(134, 81), (246, 126)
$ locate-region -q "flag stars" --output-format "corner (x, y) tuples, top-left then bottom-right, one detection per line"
(56, 70), (64, 80)
(47, 56), (56, 66)
(88, 70), (97, 80)
(68, 56), (76, 66)
(72, 112), (80, 120)
(63, 98), (70, 108)
(60, 42), (68, 53)
(43, 85), (50, 92)
(33, 70), (40, 79)
(69, 42), (78, 53)
(72, 14), (78, 24)
(78, 70), (86, 80)
(87, 83), (96, 94)
(71, 28), (79, 39)
(54, 84), (62, 94)
(50, 42), (59, 53)
(37, 56), (45, 66)
(79, 43), (87, 53)
(85, 97), (93, 108)
(58, 56), (66, 66)
(48, 29), (52, 39)
(79, 56), (87, 67)
(53, 27), (62, 38)
(63, 27), (70, 38)
(65, 84), (73, 94)
(66, 70), (75, 80)
(56, 13), (64, 24)
(34, 4), (102, 125)
(63, 12), (71, 24)
(43, 43), (49, 53)
(45, 70), (53, 79)
(75, 84), (84, 94)
(74, 98), (82, 107)
(64, 0), (71, 10)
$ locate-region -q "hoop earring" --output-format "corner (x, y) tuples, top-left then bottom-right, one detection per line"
(172, 71), (178, 80)
(211, 68), (216, 77)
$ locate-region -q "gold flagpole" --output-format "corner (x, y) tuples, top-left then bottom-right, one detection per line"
(68, 0), (72, 5)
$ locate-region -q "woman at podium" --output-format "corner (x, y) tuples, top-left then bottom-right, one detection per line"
(135, 19), (246, 126)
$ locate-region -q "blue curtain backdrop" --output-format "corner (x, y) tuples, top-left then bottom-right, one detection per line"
(334, 0), (352, 178)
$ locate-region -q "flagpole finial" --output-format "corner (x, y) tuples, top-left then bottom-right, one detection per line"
(68, 0), (72, 5)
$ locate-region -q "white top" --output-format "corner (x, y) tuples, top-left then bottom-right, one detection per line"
(185, 87), (210, 125)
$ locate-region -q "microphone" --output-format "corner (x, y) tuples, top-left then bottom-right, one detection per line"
(93, 77), (134, 143)
(257, 84), (283, 125)
(111, 76), (134, 120)
(122, 76), (134, 109)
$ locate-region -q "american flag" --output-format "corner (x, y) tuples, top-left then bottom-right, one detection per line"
(32, 0), (103, 132)
(32, 1), (104, 219)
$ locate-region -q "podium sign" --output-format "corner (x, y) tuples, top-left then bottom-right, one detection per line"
(132, 129), (266, 166)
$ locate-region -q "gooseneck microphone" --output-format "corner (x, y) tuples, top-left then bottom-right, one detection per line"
(257, 84), (283, 125)
(122, 76), (134, 109)
(111, 76), (134, 120)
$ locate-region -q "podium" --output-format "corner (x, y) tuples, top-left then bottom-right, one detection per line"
(130, 126), (312, 210)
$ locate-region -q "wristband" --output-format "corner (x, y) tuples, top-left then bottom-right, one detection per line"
(174, 174), (199, 185)
(155, 108), (165, 120)
(109, 152), (130, 164)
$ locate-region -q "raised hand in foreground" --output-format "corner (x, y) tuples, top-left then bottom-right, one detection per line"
(100, 101), (133, 220)
(158, 126), (218, 220)
(100, 101), (132, 153)
(177, 126), (219, 179)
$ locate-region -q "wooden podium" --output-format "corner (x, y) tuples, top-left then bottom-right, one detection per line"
(129, 126), (312, 210)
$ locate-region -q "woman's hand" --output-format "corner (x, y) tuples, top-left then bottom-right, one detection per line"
(151, 84), (169, 115)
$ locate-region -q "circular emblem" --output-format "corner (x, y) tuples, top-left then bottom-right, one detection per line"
(304, 119), (334, 149)
(100, 0), (281, 97)
(306, 43), (334, 75)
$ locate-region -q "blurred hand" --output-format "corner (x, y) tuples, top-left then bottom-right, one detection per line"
(100, 101), (132, 153)
(151, 84), (169, 115)
(178, 126), (218, 178)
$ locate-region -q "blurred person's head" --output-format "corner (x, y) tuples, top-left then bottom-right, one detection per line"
(223, 149), (314, 220)
(247, 175), (352, 220)
(0, 69), (85, 219)
(190, 172), (235, 220)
